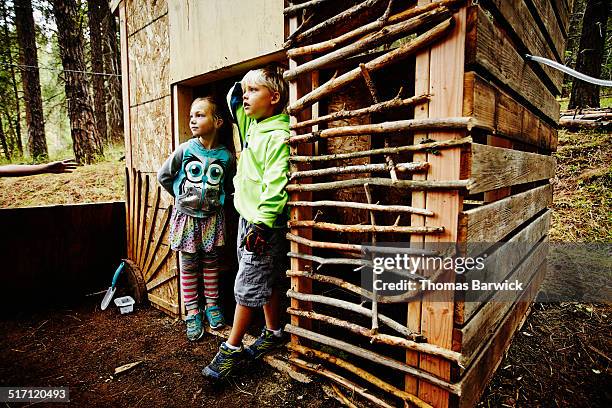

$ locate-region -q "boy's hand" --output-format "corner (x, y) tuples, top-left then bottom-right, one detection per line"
(241, 222), (273, 255)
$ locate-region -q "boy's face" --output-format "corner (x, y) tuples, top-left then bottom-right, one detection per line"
(242, 83), (280, 120)
(190, 100), (222, 138)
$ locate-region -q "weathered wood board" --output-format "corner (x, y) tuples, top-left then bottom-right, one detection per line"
(459, 184), (552, 251)
(465, 143), (556, 194)
(465, 6), (559, 123)
(463, 72), (557, 150)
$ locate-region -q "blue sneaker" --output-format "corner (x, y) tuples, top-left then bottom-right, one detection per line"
(185, 312), (204, 342)
(202, 342), (245, 380)
(205, 305), (225, 329)
(245, 328), (285, 360)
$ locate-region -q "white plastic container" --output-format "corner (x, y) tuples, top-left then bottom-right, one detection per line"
(114, 296), (135, 314)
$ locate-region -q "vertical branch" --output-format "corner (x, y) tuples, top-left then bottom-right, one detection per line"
(364, 183), (379, 333)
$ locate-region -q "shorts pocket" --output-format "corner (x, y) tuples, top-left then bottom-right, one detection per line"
(242, 253), (273, 286)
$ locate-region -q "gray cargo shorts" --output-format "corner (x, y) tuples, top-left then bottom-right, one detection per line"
(234, 216), (288, 307)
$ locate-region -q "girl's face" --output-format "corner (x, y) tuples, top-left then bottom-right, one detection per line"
(242, 83), (280, 120)
(190, 100), (222, 139)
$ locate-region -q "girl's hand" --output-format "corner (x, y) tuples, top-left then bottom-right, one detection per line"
(45, 159), (78, 174)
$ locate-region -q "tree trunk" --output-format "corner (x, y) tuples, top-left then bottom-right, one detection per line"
(0, 1), (23, 156)
(100, 0), (123, 144)
(87, 0), (108, 144)
(14, 0), (47, 160)
(52, 0), (103, 164)
(0, 115), (10, 160)
(569, 0), (610, 109)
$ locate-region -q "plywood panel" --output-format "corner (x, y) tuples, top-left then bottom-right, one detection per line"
(126, 0), (168, 36)
(128, 15), (170, 105)
(131, 96), (172, 173)
(463, 72), (556, 150)
(466, 143), (556, 194)
(465, 6), (559, 123)
(169, 0), (284, 84)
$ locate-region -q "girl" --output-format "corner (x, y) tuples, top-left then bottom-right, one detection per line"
(158, 95), (234, 341)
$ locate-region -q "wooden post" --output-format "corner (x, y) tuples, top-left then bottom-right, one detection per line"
(289, 13), (314, 346)
(407, 3), (467, 406)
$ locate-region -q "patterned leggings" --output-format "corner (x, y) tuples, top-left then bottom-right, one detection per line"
(180, 250), (220, 312)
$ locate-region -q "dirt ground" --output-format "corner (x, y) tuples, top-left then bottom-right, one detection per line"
(0, 293), (609, 407)
(0, 299), (342, 408)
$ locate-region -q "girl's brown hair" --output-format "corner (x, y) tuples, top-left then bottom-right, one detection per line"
(191, 95), (234, 153)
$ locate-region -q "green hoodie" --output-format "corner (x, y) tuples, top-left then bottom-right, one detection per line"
(228, 83), (290, 228)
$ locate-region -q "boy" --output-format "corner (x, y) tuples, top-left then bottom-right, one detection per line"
(202, 66), (290, 380)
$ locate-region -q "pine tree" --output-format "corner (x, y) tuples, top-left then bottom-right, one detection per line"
(14, 0), (48, 160)
(51, 0), (103, 164)
(87, 0), (107, 144)
(569, 0), (610, 108)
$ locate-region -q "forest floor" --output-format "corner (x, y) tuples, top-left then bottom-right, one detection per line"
(0, 131), (610, 407)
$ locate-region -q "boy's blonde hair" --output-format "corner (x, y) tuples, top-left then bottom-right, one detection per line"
(241, 65), (289, 113)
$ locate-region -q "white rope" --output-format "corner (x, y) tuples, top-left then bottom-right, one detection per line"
(526, 54), (612, 87)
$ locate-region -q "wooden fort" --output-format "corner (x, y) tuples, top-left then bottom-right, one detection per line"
(111, 0), (570, 406)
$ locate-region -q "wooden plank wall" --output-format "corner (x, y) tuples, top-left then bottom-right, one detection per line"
(118, 0), (178, 316)
(0, 202), (126, 313)
(454, 1), (572, 404)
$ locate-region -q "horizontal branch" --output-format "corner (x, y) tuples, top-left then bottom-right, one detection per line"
(288, 18), (454, 114)
(290, 136), (472, 162)
(284, 324), (461, 395)
(283, 0), (333, 16)
(286, 313), (463, 364)
(292, 0), (386, 45)
(286, 178), (469, 193)
(288, 220), (444, 234)
(290, 94), (430, 130)
(286, 270), (427, 303)
(288, 117), (476, 145)
(286, 290), (419, 339)
(286, 232), (363, 252)
(284, 7), (450, 81)
(287, 0), (464, 58)
(287, 200), (434, 216)
(289, 161), (429, 180)
(287, 251), (368, 267)
(288, 357), (396, 408)
(288, 351), (432, 408)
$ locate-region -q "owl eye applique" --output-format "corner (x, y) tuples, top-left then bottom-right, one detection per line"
(185, 159), (205, 183)
(206, 161), (224, 186)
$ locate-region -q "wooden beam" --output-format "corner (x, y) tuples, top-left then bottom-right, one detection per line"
(288, 13), (314, 346)
(482, 0), (563, 92)
(465, 6), (559, 123)
(463, 72), (557, 150)
(465, 143), (556, 194)
(458, 209), (551, 323)
(459, 184), (552, 250)
(457, 261), (547, 408)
